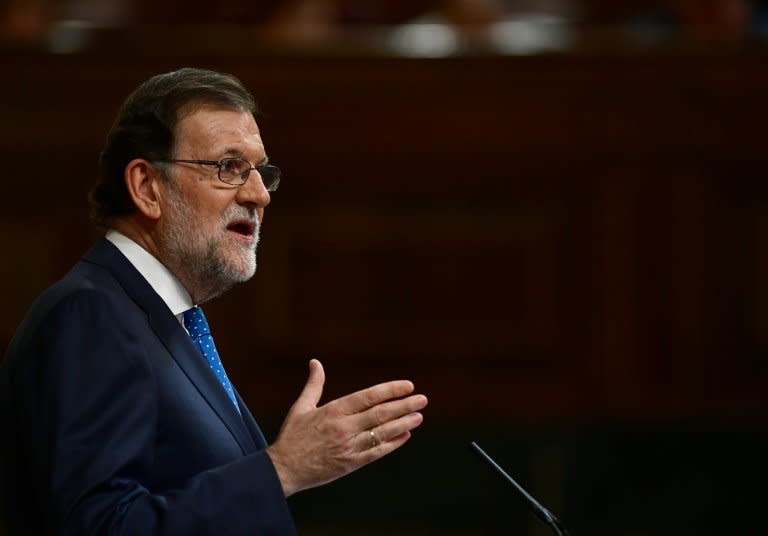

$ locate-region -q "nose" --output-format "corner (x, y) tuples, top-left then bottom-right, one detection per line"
(235, 170), (271, 210)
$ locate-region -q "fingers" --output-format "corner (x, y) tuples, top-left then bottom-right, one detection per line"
(333, 379), (416, 415)
(326, 380), (427, 453)
(351, 394), (428, 431)
(270, 363), (427, 497)
(354, 429), (415, 465)
(292, 359), (325, 412)
(354, 411), (424, 452)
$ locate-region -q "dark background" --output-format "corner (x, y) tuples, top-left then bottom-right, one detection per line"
(1, 2), (768, 534)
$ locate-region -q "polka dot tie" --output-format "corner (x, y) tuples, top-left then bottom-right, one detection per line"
(183, 306), (240, 414)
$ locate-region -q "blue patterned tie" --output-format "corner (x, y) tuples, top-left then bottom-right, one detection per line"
(183, 306), (240, 414)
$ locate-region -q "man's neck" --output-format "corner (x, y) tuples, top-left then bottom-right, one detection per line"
(111, 217), (230, 305)
(111, 217), (202, 303)
(111, 217), (162, 262)
(105, 228), (194, 316)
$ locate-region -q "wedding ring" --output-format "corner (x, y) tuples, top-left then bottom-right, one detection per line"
(369, 430), (380, 448)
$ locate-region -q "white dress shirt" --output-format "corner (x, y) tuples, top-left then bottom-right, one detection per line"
(105, 229), (193, 324)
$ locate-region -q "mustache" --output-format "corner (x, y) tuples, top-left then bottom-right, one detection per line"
(222, 207), (259, 227)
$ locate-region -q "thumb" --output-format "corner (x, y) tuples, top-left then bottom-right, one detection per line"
(292, 358), (325, 412)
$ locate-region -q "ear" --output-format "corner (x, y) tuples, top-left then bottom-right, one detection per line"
(124, 159), (163, 220)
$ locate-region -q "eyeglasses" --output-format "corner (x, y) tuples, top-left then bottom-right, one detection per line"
(160, 157), (281, 191)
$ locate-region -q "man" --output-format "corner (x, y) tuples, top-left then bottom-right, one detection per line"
(0, 68), (427, 534)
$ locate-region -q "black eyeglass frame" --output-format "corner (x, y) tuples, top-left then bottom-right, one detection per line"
(159, 157), (281, 191)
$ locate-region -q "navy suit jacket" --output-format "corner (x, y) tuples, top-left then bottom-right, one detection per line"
(0, 239), (296, 535)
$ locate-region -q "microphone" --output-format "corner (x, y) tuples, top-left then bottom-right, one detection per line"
(470, 441), (569, 536)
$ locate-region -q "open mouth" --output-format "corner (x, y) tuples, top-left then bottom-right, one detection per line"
(226, 219), (256, 238)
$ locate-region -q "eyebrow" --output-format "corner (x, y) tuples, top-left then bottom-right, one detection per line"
(221, 148), (269, 166)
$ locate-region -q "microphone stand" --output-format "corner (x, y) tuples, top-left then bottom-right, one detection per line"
(471, 441), (570, 536)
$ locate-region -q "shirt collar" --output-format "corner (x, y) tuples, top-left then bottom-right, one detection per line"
(105, 229), (194, 319)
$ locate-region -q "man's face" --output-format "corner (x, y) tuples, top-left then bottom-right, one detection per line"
(157, 103), (271, 302)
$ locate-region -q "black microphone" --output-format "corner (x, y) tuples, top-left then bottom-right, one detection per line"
(470, 441), (570, 536)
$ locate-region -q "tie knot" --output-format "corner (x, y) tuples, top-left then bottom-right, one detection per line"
(183, 306), (210, 338)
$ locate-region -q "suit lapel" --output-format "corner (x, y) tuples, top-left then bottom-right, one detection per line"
(236, 391), (268, 449)
(83, 239), (257, 455)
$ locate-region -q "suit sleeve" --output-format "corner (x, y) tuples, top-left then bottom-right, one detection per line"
(14, 290), (295, 535)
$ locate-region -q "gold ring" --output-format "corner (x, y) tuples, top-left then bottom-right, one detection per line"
(369, 430), (380, 448)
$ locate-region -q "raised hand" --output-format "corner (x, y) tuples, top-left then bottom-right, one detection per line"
(266, 359), (428, 497)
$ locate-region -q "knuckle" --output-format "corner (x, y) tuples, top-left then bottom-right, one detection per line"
(373, 405), (383, 426)
(363, 390), (377, 408)
(384, 383), (399, 399)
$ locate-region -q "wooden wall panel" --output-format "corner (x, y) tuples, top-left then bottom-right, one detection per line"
(1, 40), (767, 424)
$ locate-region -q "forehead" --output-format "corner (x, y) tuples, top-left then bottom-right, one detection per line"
(174, 103), (264, 158)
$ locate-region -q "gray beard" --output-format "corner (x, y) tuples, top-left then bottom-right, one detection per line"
(160, 185), (259, 304)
